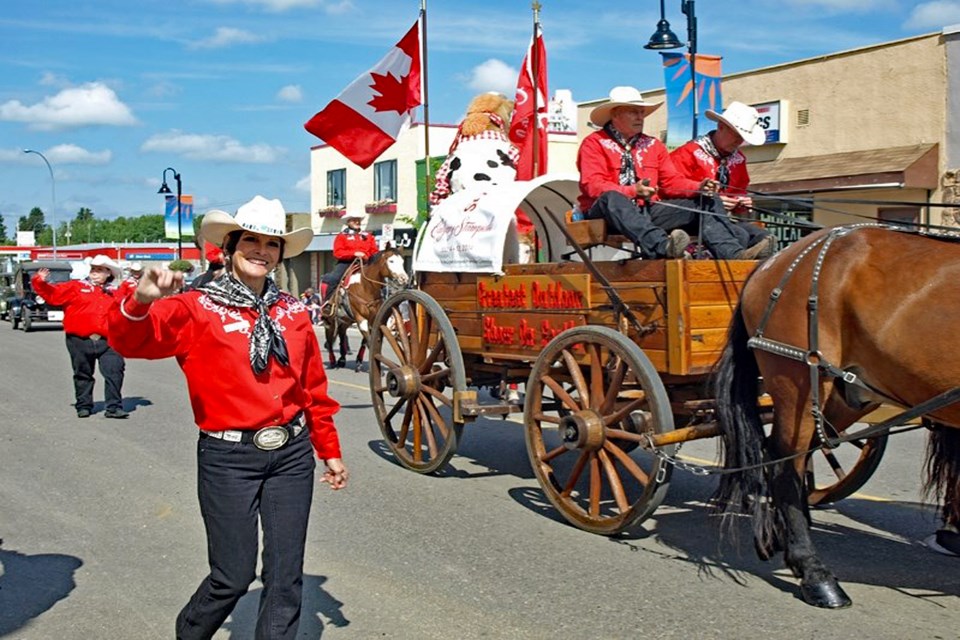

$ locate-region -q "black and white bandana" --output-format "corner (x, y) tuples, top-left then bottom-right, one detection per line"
(694, 133), (730, 188)
(200, 274), (289, 374)
(604, 122), (642, 186)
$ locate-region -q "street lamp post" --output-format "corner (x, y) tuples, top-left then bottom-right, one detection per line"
(158, 167), (182, 260)
(645, 0), (699, 137)
(23, 148), (58, 259)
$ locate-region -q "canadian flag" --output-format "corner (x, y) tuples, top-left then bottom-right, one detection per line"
(508, 25), (548, 180)
(304, 20), (422, 169)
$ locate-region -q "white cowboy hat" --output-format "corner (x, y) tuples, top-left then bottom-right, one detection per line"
(342, 211), (366, 221)
(589, 86), (663, 127)
(706, 101), (766, 146)
(128, 262), (144, 273)
(201, 195), (313, 259)
(88, 254), (123, 281)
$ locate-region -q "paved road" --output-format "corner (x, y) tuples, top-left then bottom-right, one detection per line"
(1, 324), (958, 639)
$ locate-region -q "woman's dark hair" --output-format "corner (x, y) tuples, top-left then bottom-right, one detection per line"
(223, 230), (286, 261)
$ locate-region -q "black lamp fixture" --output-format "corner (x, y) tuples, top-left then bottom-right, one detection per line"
(644, 0), (700, 137)
(158, 167), (183, 260)
(644, 0), (681, 50)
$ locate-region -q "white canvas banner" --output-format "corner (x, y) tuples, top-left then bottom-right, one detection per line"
(414, 189), (519, 273)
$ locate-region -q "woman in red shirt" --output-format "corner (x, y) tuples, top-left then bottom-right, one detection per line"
(109, 195), (347, 640)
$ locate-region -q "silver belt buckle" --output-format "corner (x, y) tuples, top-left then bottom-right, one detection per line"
(253, 426), (289, 451)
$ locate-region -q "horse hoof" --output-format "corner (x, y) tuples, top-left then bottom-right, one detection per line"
(336, 358), (347, 369)
(801, 581), (852, 609)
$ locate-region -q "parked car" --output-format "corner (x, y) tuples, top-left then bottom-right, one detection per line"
(9, 261), (73, 332)
(0, 271), (14, 320)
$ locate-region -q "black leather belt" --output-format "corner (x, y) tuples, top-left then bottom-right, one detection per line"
(200, 412), (307, 451)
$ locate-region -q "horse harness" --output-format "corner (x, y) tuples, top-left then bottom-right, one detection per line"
(746, 223), (960, 448)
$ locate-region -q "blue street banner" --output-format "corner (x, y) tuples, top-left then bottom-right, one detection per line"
(164, 195), (195, 239)
(660, 52), (723, 149)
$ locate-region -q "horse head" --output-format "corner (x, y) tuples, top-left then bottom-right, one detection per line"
(380, 248), (410, 286)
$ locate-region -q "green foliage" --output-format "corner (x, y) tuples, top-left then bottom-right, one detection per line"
(167, 259), (195, 273)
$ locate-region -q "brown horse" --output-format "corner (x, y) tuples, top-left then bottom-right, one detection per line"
(322, 247), (409, 369)
(713, 223), (960, 608)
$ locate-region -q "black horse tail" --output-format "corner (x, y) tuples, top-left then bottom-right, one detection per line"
(712, 302), (775, 546)
(923, 420), (960, 527)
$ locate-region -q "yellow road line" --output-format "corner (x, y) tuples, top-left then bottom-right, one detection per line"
(329, 379), (370, 392)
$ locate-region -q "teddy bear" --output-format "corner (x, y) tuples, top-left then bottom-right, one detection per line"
(429, 92), (519, 205)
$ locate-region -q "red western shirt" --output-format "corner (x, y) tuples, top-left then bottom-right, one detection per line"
(31, 275), (116, 338)
(669, 140), (750, 198)
(577, 129), (701, 213)
(333, 229), (378, 261)
(108, 290), (342, 460)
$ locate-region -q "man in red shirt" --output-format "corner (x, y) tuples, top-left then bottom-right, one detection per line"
(33, 254), (127, 418)
(669, 101), (776, 258)
(321, 212), (378, 304)
(578, 86), (762, 260)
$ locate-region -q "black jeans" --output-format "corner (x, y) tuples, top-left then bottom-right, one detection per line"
(175, 429), (316, 640)
(64, 334), (125, 413)
(321, 261), (352, 303)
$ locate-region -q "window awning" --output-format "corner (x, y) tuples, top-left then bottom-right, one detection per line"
(748, 143), (938, 194)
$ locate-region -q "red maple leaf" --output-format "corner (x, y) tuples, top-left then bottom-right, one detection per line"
(368, 71), (416, 114)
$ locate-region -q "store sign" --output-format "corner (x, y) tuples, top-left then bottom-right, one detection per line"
(126, 252), (175, 260)
(376, 226), (416, 250)
(753, 100), (787, 144)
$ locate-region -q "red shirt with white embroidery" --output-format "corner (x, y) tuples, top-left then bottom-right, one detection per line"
(576, 129), (701, 213)
(107, 290), (342, 460)
(31, 274), (116, 338)
(333, 229), (378, 262)
(668, 140), (750, 205)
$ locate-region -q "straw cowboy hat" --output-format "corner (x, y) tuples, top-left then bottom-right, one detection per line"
(88, 254), (123, 281)
(589, 86), (663, 127)
(201, 195), (313, 258)
(706, 101), (766, 146)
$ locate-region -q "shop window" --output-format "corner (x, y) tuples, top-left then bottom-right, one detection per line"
(326, 169), (346, 207)
(374, 160), (397, 202)
(754, 198), (815, 247)
(879, 207), (920, 228)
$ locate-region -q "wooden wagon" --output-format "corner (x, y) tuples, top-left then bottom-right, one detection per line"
(367, 176), (886, 534)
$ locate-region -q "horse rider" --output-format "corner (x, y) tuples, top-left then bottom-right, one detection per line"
(577, 86), (764, 260)
(321, 212), (378, 306)
(668, 101), (776, 259)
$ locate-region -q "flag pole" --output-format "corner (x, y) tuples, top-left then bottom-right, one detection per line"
(420, 0), (433, 207)
(530, 1), (541, 177)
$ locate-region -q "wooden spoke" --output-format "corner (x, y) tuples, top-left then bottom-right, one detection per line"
(598, 449), (629, 514)
(409, 305), (422, 364)
(415, 396), (440, 459)
(420, 334), (446, 374)
(603, 397), (646, 427)
(601, 358), (628, 413)
(418, 392), (451, 440)
(374, 352), (400, 371)
(532, 412), (562, 425)
(412, 401), (423, 463)
(421, 383), (453, 407)
(603, 440), (651, 485)
(380, 325), (407, 364)
(605, 428), (648, 444)
(384, 397), (408, 424)
(542, 374), (582, 412)
(390, 307), (412, 358)
(561, 451), (590, 497)
(541, 444), (568, 463)
(420, 366), (450, 385)
(396, 401), (414, 447)
(588, 342), (604, 410)
(588, 454), (601, 517)
(820, 449), (847, 481)
(561, 348), (590, 405)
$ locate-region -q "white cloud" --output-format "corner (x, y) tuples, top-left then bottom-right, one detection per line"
(45, 144), (112, 165)
(0, 82), (138, 131)
(466, 59), (518, 97)
(295, 175), (311, 192)
(905, 1), (960, 29)
(39, 72), (70, 87)
(141, 130), (285, 163)
(189, 27), (265, 50)
(206, 0), (354, 13)
(277, 84), (303, 103)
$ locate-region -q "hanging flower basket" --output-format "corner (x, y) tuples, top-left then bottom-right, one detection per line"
(364, 200), (397, 215)
(318, 206), (345, 218)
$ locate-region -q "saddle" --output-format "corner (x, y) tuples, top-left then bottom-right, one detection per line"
(321, 263), (363, 319)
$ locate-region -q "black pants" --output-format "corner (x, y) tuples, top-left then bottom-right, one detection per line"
(588, 191), (746, 259)
(65, 334), (125, 413)
(175, 428), (316, 640)
(320, 261), (352, 303)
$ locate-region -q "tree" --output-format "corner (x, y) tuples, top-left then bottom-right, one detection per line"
(75, 207), (95, 223)
(20, 207), (46, 236)
(0, 217), (8, 244)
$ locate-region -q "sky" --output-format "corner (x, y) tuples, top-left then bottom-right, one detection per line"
(1, 0), (957, 231)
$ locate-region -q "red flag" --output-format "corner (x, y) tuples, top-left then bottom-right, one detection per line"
(508, 26), (548, 180)
(304, 20), (422, 169)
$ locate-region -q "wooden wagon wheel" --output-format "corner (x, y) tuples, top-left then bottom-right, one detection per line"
(807, 433), (888, 506)
(524, 325), (675, 535)
(368, 289), (466, 474)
